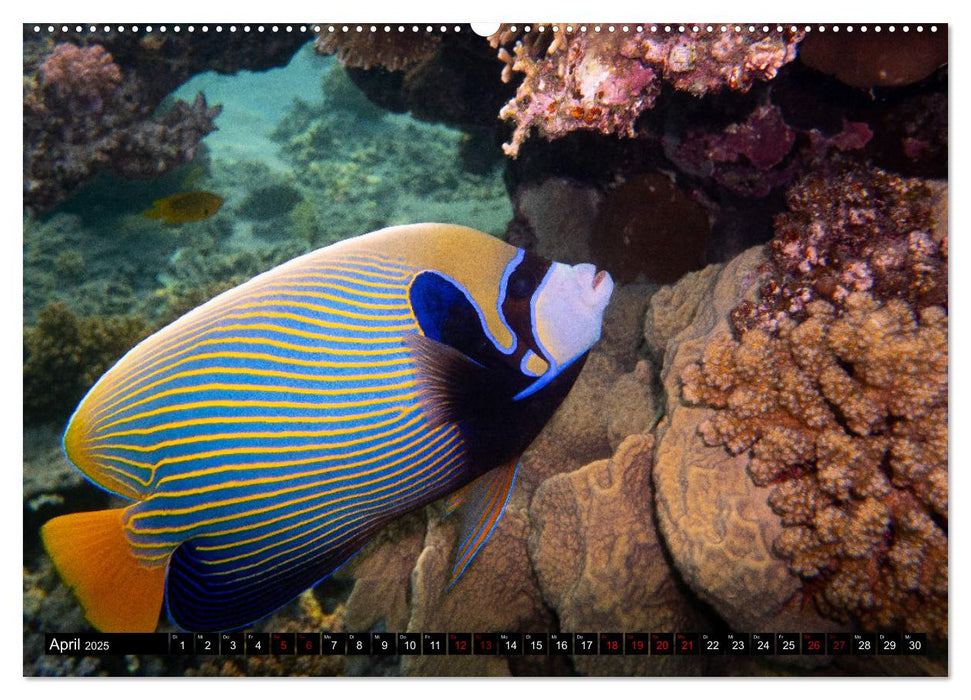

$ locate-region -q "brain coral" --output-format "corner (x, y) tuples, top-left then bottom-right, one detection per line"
(681, 292), (947, 638)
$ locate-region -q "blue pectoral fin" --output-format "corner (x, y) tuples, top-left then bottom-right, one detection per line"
(446, 458), (520, 588)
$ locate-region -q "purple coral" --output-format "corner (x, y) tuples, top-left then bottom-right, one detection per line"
(665, 102), (873, 198)
(39, 43), (121, 109)
(492, 25), (804, 157)
(24, 41), (222, 213)
(666, 104), (797, 197)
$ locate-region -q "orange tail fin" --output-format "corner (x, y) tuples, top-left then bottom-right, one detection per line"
(41, 509), (167, 632)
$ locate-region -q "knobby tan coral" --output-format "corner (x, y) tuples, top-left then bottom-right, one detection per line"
(682, 292), (947, 638)
(315, 29), (441, 72)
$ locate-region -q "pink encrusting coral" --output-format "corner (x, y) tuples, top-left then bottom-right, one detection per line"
(491, 25), (804, 156)
(39, 43), (122, 105)
(731, 161), (947, 335)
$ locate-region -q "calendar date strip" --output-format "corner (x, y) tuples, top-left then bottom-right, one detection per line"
(45, 631), (929, 656)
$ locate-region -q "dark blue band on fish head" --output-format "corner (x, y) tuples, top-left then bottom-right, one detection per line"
(409, 271), (505, 366)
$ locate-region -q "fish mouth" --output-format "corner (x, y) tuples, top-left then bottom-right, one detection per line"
(583, 266), (614, 309)
(593, 269), (609, 291)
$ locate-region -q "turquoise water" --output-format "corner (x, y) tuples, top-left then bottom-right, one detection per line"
(172, 42), (326, 170)
(24, 40), (511, 324)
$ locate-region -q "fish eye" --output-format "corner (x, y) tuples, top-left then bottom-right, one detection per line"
(507, 266), (534, 300)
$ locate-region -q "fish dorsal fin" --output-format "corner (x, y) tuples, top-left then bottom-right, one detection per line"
(403, 332), (497, 430)
(447, 458), (520, 588)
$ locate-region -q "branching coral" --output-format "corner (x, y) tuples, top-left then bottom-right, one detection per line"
(681, 292), (947, 637)
(732, 161), (947, 334)
(23, 28), (308, 213)
(491, 25), (803, 156)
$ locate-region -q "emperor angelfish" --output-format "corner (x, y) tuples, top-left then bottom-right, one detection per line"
(41, 224), (614, 632)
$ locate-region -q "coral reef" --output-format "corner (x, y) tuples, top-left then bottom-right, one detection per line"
(270, 64), (511, 240)
(649, 247), (822, 634)
(38, 43), (121, 103)
(24, 40), (222, 213)
(23, 302), (151, 425)
(23, 23), (949, 678)
(681, 292), (947, 638)
(731, 161), (947, 335)
(317, 29), (515, 132)
(665, 103), (873, 199)
(23, 27), (308, 213)
(492, 25), (803, 156)
(316, 28), (441, 72)
(655, 162), (948, 640)
(529, 434), (714, 675)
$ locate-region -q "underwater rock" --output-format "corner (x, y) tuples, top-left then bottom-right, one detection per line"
(318, 28), (515, 132)
(529, 434), (709, 675)
(320, 63), (389, 121)
(316, 28), (441, 72)
(403, 501), (551, 676)
(24, 559), (104, 676)
(340, 511), (428, 635)
(865, 89), (948, 180)
(591, 173), (710, 284)
(238, 183), (303, 221)
(798, 30), (947, 88)
(510, 177), (602, 264)
(493, 25), (803, 156)
(664, 102), (873, 200)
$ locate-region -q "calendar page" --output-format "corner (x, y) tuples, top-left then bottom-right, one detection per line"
(21, 11), (948, 680)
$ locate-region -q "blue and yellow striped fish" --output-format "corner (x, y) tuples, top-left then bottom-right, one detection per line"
(41, 224), (614, 632)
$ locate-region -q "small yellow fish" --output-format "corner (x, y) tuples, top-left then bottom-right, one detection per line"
(142, 191), (223, 225)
